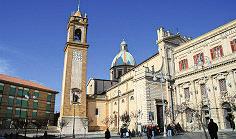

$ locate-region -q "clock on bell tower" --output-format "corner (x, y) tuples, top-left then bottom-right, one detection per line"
(59, 7), (89, 134)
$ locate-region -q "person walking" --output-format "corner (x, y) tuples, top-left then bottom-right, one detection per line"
(231, 120), (235, 131)
(105, 128), (111, 139)
(208, 119), (218, 139)
(128, 130), (132, 138)
(167, 124), (172, 136)
(147, 126), (152, 139)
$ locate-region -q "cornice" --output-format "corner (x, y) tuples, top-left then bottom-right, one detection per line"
(106, 77), (133, 92)
(107, 89), (134, 101)
(173, 20), (236, 54)
(64, 42), (89, 51)
(175, 57), (236, 80)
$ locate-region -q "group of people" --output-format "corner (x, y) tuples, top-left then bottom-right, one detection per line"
(104, 118), (233, 139)
(105, 128), (133, 139)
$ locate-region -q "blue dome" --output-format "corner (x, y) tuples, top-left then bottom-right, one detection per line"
(111, 40), (136, 68)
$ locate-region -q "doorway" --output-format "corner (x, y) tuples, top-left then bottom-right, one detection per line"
(156, 104), (164, 131)
(222, 102), (232, 129)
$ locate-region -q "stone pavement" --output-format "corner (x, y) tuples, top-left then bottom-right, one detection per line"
(67, 131), (236, 139)
(121, 131), (236, 139)
(17, 130), (236, 139)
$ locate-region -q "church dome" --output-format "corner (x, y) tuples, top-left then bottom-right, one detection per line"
(111, 40), (136, 68)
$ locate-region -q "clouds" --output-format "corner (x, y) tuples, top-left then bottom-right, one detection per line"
(0, 58), (13, 75)
(0, 42), (17, 75)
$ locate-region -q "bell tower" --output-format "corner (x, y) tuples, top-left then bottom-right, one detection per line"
(59, 7), (88, 134)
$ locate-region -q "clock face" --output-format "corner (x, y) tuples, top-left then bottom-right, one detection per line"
(73, 50), (82, 62)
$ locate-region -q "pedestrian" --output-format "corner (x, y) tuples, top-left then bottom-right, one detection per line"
(128, 130), (132, 138)
(131, 129), (135, 137)
(167, 124), (172, 136)
(147, 126), (152, 139)
(208, 119), (218, 139)
(120, 128), (123, 138)
(126, 130), (129, 138)
(231, 120), (235, 131)
(105, 128), (111, 139)
(44, 131), (48, 139)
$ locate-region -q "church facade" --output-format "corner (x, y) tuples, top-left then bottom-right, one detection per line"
(59, 7), (236, 134)
(86, 19), (236, 132)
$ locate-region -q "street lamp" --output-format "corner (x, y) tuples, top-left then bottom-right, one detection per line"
(23, 94), (35, 138)
(136, 109), (142, 133)
(195, 56), (212, 120)
(71, 88), (81, 138)
(153, 71), (167, 137)
(117, 90), (121, 135)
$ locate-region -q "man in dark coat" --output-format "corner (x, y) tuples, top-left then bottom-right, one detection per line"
(147, 126), (152, 139)
(208, 119), (218, 139)
(105, 128), (111, 139)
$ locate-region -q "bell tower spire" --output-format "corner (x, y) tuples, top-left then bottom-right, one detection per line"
(77, 0), (80, 11)
(59, 3), (89, 135)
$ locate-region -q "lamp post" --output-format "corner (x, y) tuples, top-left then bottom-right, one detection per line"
(136, 109), (142, 134)
(117, 90), (121, 135)
(73, 102), (75, 138)
(195, 56), (212, 119)
(153, 71), (167, 137)
(23, 93), (35, 138)
(71, 88), (81, 138)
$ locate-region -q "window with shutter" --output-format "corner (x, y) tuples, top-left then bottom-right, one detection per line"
(179, 61), (182, 71)
(186, 59), (188, 69)
(230, 39), (236, 52)
(219, 46), (223, 57)
(193, 53), (204, 65)
(0, 83), (4, 94)
(210, 46), (223, 60)
(193, 55), (197, 65)
(210, 49), (214, 59)
(179, 59), (188, 71)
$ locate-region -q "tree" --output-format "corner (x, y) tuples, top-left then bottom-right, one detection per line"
(174, 101), (209, 139)
(120, 111), (131, 128)
(102, 114), (116, 128)
(31, 119), (49, 137)
(58, 119), (69, 139)
(11, 118), (25, 134)
(81, 119), (88, 138)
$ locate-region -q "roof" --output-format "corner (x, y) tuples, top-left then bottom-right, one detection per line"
(111, 40), (136, 68)
(0, 74), (58, 94)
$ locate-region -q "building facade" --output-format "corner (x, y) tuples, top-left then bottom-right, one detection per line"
(0, 74), (58, 128)
(173, 20), (236, 131)
(86, 19), (236, 132)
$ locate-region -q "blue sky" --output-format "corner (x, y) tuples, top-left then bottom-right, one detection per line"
(0, 0), (235, 112)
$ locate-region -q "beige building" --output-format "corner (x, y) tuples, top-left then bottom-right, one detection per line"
(59, 6), (236, 134)
(86, 19), (236, 132)
(87, 40), (169, 132)
(173, 20), (236, 131)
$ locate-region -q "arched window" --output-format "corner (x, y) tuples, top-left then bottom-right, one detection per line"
(114, 102), (117, 105)
(130, 96), (134, 100)
(74, 28), (82, 42)
(122, 99), (125, 103)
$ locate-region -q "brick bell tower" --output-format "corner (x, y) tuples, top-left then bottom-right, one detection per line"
(59, 6), (88, 134)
